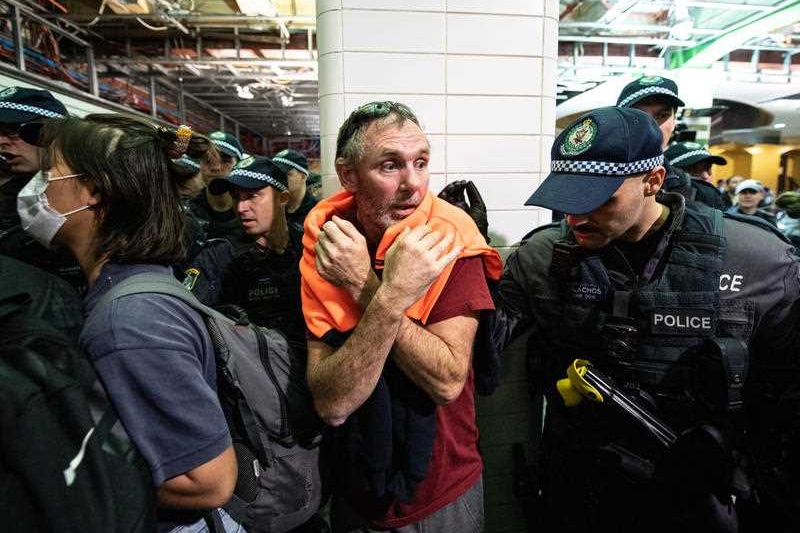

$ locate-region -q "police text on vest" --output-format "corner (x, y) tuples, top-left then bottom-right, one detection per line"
(651, 309), (714, 336)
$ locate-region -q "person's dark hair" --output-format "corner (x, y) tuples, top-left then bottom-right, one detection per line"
(776, 191), (800, 219)
(335, 101), (421, 167)
(40, 113), (187, 265)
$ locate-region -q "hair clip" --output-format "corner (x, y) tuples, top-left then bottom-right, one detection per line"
(169, 124), (193, 158)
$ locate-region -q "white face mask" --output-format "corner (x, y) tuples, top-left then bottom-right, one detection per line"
(17, 170), (90, 248)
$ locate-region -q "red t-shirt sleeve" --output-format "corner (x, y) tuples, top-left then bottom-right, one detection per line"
(425, 256), (495, 325)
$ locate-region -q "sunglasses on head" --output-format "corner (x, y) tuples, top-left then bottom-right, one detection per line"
(0, 121), (44, 146)
(336, 101), (414, 157)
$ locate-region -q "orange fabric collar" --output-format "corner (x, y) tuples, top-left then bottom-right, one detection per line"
(300, 190), (502, 339)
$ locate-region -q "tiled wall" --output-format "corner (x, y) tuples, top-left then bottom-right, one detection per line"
(317, 0), (559, 255)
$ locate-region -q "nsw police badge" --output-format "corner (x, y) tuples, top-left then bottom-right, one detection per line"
(238, 156), (255, 168)
(560, 118), (597, 156)
(638, 76), (663, 85)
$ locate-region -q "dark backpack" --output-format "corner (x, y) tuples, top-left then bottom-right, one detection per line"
(98, 272), (324, 533)
(0, 292), (156, 532)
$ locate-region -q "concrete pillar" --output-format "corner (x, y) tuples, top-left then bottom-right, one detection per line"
(317, 0), (559, 252)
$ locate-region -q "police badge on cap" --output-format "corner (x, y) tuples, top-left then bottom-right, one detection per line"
(560, 119), (597, 157)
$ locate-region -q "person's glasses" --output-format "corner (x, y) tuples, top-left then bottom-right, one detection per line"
(0, 121), (44, 146)
(336, 101), (414, 157)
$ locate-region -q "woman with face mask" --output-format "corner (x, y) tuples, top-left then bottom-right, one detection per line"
(17, 114), (242, 532)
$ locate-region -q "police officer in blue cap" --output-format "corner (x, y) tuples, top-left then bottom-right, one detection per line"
(0, 87), (86, 293)
(188, 131), (248, 244)
(617, 75), (727, 210)
(183, 156), (306, 346)
(491, 107), (800, 532)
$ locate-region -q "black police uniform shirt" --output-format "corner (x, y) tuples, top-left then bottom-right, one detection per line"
(663, 162), (728, 210)
(217, 223), (305, 347)
(177, 198), (208, 270)
(187, 191), (247, 246)
(0, 174), (27, 233)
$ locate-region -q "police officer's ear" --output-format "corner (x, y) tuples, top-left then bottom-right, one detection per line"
(644, 166), (666, 197)
(277, 188), (290, 207)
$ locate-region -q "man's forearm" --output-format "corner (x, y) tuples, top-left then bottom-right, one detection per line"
(307, 286), (405, 426)
(347, 272), (475, 403)
(391, 315), (477, 404)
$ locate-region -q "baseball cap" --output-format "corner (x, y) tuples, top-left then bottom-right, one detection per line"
(735, 179), (764, 195)
(525, 107), (664, 215)
(0, 87), (67, 124)
(616, 75), (686, 109)
(664, 141), (726, 168)
(207, 131), (243, 161)
(209, 155), (288, 195)
(272, 149), (309, 176)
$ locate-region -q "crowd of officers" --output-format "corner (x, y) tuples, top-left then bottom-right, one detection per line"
(1, 78), (799, 533)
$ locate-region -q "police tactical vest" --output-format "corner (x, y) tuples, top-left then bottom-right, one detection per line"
(535, 197), (753, 447)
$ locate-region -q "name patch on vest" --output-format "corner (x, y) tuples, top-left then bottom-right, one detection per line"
(651, 309), (714, 336)
(568, 283), (604, 302)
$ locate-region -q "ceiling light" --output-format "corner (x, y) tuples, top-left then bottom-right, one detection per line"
(236, 84), (254, 99)
(774, 123), (787, 129)
(236, 0), (277, 16)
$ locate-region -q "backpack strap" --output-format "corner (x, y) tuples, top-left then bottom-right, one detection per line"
(94, 271), (274, 468)
(95, 272), (215, 318)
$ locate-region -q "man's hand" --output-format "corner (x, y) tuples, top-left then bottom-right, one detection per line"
(315, 215), (373, 300)
(438, 180), (490, 243)
(381, 225), (462, 309)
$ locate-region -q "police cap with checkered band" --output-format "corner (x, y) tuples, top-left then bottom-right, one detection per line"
(0, 87), (67, 124)
(525, 106), (664, 215)
(616, 75), (685, 109)
(207, 130), (244, 161)
(664, 141), (726, 169)
(209, 155), (288, 195)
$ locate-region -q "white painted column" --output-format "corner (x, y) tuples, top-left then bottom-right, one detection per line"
(317, 0), (559, 252)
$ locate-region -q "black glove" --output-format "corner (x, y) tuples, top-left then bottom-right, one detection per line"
(438, 180), (490, 243)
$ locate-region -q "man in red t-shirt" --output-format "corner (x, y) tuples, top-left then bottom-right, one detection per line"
(301, 101), (499, 532)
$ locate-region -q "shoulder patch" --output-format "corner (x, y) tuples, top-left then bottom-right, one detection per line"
(182, 268), (200, 290)
(560, 118), (597, 157)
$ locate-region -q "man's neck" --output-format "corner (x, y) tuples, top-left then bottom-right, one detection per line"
(287, 184), (307, 214)
(257, 216), (290, 254)
(739, 205), (758, 215)
(357, 214), (384, 248)
(619, 201), (666, 243)
(205, 188), (233, 212)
